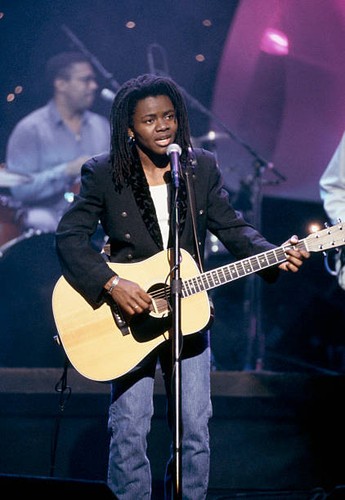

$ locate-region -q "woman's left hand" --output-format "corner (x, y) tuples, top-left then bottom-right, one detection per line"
(278, 234), (310, 273)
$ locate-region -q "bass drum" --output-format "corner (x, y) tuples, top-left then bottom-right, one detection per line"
(0, 195), (24, 246)
(0, 231), (66, 367)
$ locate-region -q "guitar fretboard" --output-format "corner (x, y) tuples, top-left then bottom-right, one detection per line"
(182, 240), (307, 298)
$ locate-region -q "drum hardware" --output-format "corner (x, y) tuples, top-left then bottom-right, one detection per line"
(0, 231), (65, 367)
(0, 227), (44, 257)
(0, 167), (32, 187)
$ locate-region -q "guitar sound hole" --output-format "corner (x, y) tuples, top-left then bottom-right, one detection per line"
(148, 283), (171, 316)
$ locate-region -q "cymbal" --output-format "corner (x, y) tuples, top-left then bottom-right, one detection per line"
(192, 131), (230, 145)
(0, 169), (32, 187)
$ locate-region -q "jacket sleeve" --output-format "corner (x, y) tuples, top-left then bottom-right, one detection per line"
(319, 131), (345, 224)
(55, 156), (116, 308)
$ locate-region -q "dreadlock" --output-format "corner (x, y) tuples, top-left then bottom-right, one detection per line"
(109, 74), (192, 189)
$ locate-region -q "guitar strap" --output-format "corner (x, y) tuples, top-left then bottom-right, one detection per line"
(184, 148), (204, 272)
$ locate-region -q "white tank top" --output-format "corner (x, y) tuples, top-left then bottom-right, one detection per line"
(149, 183), (170, 249)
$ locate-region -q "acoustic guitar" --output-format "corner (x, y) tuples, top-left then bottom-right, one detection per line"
(52, 223), (345, 382)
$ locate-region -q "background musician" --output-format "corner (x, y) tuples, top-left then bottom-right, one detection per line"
(5, 51), (110, 233)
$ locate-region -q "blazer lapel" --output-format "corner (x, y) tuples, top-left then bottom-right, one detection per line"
(131, 157), (188, 250)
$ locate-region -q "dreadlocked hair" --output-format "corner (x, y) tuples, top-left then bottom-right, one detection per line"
(109, 73), (192, 189)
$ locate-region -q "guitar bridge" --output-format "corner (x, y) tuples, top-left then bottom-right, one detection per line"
(111, 302), (130, 336)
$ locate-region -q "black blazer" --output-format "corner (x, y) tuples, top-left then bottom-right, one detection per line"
(56, 148), (278, 308)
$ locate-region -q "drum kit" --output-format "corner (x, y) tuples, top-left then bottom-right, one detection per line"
(0, 166), (65, 367)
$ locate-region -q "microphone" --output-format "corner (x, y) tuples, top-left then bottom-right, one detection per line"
(100, 88), (116, 102)
(167, 143), (182, 188)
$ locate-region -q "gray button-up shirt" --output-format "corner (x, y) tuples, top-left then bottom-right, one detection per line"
(6, 99), (110, 231)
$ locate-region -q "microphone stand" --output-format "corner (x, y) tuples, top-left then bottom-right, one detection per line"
(170, 168), (183, 499)
(61, 24), (121, 93)
(242, 161), (266, 371)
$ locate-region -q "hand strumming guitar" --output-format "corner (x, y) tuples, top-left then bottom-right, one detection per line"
(105, 276), (152, 317)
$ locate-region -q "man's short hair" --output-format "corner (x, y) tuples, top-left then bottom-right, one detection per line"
(45, 51), (91, 89)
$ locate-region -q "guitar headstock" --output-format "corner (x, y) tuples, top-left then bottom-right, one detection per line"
(305, 222), (345, 253)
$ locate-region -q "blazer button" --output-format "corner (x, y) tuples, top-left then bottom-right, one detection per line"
(199, 209), (204, 215)
(125, 233), (131, 239)
(127, 254), (133, 260)
(121, 211), (128, 217)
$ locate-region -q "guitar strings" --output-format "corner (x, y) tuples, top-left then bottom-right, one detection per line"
(145, 241), (305, 313)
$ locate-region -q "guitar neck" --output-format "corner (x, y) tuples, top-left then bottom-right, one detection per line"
(182, 239), (308, 297)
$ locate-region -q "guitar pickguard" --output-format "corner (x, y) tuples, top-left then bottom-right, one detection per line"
(130, 311), (172, 343)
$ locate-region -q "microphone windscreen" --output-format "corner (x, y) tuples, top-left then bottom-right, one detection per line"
(166, 143), (182, 156)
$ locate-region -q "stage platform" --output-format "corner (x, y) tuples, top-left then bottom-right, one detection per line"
(1, 368), (345, 497)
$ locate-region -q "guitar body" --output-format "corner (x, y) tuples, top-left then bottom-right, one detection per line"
(52, 248), (211, 382)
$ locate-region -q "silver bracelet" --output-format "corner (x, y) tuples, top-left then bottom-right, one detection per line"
(107, 275), (120, 294)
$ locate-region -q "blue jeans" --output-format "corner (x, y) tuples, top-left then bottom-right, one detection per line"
(107, 331), (212, 499)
